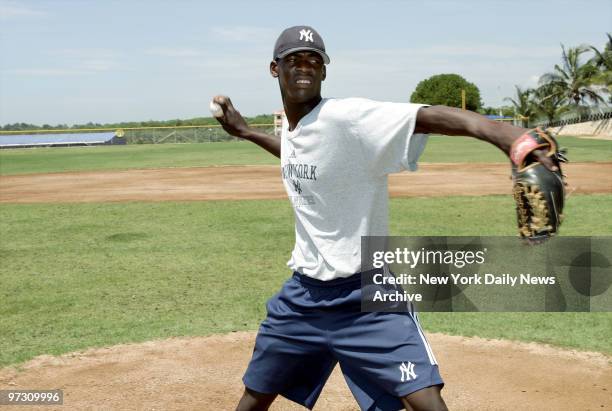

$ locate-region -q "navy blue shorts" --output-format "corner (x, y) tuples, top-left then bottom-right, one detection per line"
(243, 272), (444, 411)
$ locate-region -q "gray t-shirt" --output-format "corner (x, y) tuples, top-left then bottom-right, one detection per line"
(280, 97), (427, 280)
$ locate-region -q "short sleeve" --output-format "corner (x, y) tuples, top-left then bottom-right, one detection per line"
(351, 99), (428, 175)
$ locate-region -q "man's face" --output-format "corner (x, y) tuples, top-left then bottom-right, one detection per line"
(270, 51), (326, 103)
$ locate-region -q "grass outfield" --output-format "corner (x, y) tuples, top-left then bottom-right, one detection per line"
(1, 135), (610, 175)
(0, 141), (278, 176)
(1, 194), (611, 367)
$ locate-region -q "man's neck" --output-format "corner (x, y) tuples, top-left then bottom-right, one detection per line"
(283, 96), (322, 131)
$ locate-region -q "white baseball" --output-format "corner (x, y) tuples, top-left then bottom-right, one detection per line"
(209, 101), (223, 118)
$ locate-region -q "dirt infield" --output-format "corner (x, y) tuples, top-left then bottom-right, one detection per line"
(1, 162), (611, 203)
(1, 163), (611, 410)
(0, 332), (610, 410)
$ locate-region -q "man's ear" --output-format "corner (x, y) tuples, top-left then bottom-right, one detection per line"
(270, 60), (279, 78)
(322, 65), (326, 81)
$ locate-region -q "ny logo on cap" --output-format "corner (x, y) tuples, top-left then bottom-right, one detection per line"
(299, 29), (314, 42)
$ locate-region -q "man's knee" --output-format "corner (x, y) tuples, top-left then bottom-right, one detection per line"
(235, 387), (278, 411)
(400, 384), (447, 411)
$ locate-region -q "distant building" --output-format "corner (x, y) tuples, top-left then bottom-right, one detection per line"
(0, 131), (125, 149)
(484, 115), (514, 121)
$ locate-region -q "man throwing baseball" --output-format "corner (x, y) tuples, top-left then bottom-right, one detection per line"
(213, 25), (558, 411)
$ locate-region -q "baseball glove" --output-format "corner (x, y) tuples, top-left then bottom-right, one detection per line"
(510, 128), (568, 242)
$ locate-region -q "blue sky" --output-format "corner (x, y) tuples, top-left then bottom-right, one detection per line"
(1, 0), (610, 125)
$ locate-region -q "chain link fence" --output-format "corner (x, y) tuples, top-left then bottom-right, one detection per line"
(122, 125), (275, 144)
(0, 125), (276, 147)
(531, 107), (612, 129)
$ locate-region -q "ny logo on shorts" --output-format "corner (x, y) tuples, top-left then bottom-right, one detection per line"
(399, 361), (417, 382)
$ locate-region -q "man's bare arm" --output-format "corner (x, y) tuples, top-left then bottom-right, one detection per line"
(212, 95), (280, 158)
(414, 105), (557, 170)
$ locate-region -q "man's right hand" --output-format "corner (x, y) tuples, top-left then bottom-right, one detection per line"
(209, 95), (281, 158)
(212, 95), (250, 139)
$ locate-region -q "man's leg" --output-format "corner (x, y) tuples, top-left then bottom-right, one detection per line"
(239, 274), (339, 409)
(235, 387), (278, 411)
(331, 307), (445, 411)
(400, 384), (447, 411)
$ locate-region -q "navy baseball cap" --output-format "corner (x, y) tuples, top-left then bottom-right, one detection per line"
(273, 25), (330, 64)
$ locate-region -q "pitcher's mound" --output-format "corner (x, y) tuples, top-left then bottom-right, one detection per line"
(1, 332), (610, 410)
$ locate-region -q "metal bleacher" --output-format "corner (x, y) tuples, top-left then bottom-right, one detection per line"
(0, 131), (124, 149)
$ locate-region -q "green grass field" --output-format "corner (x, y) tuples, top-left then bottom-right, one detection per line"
(0, 135), (610, 175)
(0, 141), (278, 175)
(0, 138), (610, 367)
(1, 195), (611, 367)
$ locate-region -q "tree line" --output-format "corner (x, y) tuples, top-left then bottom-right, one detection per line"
(1, 114), (274, 132)
(410, 34), (611, 126)
(4, 34), (610, 131)
(505, 34), (611, 126)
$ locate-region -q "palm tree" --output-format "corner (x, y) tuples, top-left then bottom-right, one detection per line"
(504, 85), (534, 127)
(539, 44), (606, 108)
(589, 33), (612, 101)
(589, 34), (612, 72)
(531, 83), (569, 124)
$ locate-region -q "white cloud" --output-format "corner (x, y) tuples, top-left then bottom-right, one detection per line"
(4, 59), (122, 77)
(210, 26), (275, 43)
(145, 48), (203, 57)
(333, 44), (559, 65)
(80, 59), (120, 72)
(3, 49), (124, 76)
(322, 43), (563, 107)
(46, 48), (119, 58)
(3, 68), (87, 76)
(526, 75), (541, 87)
(0, 1), (46, 20)
(416, 45), (559, 59)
